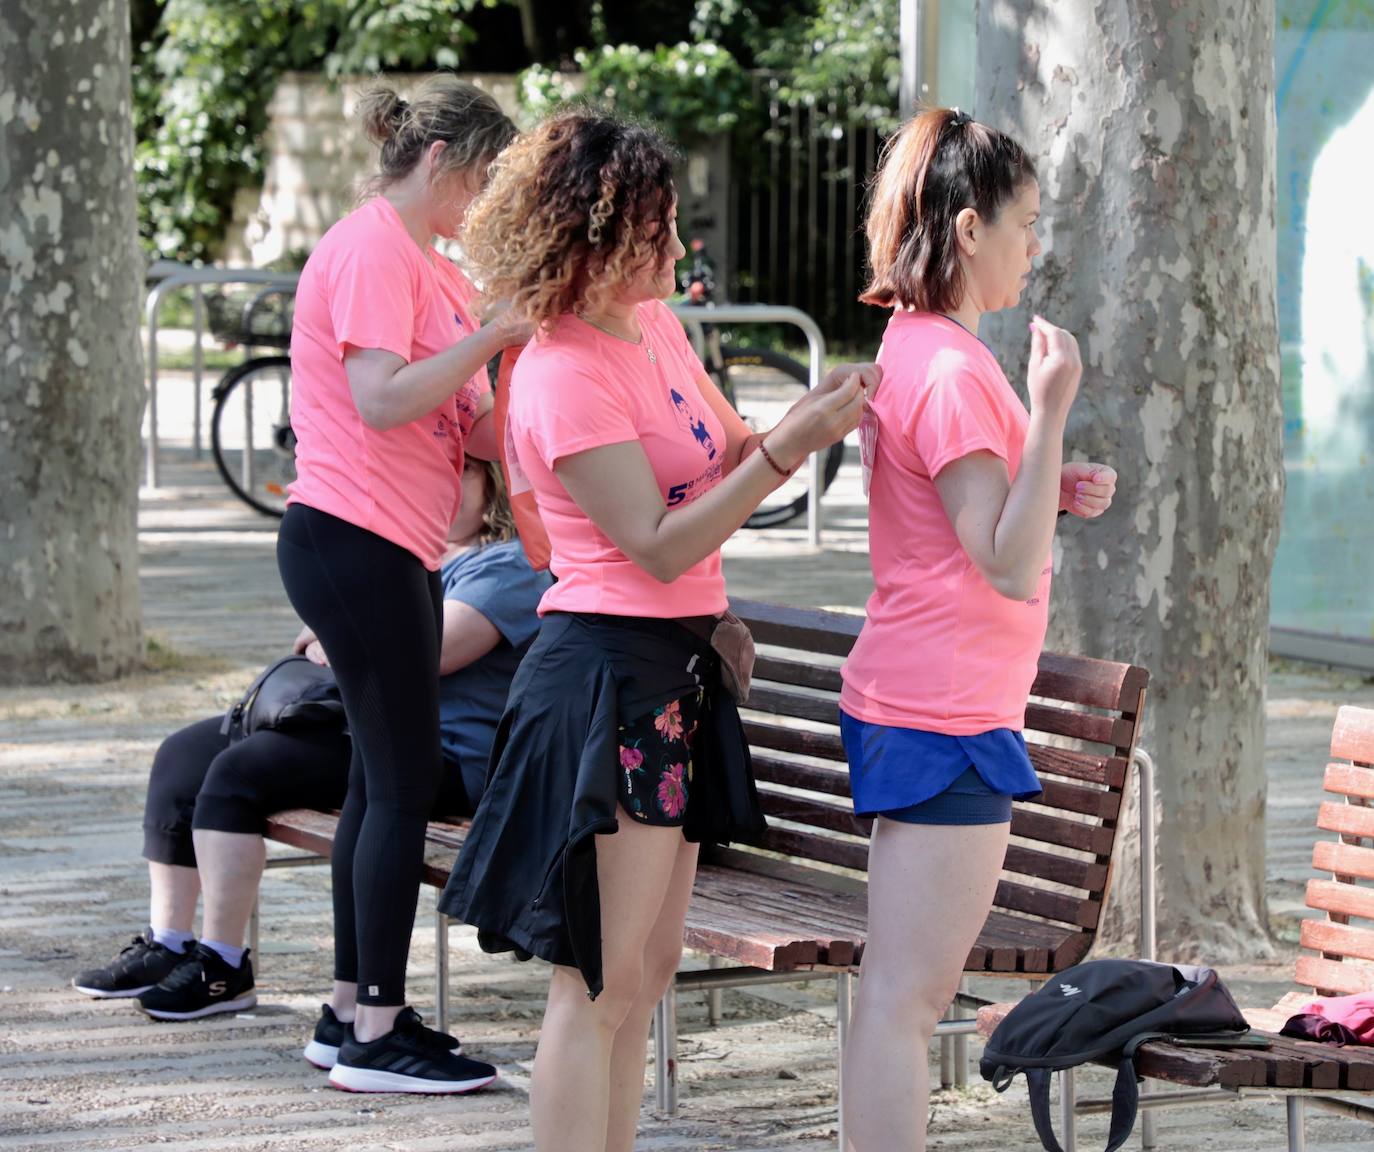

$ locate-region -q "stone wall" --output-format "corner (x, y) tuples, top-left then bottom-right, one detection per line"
(224, 71), (731, 290)
(224, 72), (520, 265)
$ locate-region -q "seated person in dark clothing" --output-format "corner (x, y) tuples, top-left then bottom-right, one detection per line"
(73, 458), (549, 1047)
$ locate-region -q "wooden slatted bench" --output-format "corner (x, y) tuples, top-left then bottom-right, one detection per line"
(976, 703), (1374, 1152)
(260, 598), (1151, 1142)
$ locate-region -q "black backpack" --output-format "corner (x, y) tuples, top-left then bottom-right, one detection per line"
(980, 959), (1250, 1152)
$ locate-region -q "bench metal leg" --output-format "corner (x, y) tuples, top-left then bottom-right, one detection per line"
(953, 976), (969, 1088)
(435, 909), (450, 1034)
(248, 894), (260, 965)
(707, 954), (723, 1026)
(1060, 1068), (1078, 1152)
(1134, 747), (1157, 1151)
(1286, 1096), (1306, 1152)
(836, 972), (853, 1151)
(653, 983), (679, 1115)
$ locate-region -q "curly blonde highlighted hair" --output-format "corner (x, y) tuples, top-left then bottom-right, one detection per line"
(460, 110), (678, 329)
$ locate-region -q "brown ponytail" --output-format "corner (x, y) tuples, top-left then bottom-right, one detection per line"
(861, 108), (1035, 314)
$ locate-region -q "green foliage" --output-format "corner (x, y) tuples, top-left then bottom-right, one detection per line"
(134, 0), (899, 261)
(135, 0), (502, 263)
(322, 0), (501, 77)
(754, 0), (900, 131)
(519, 41), (750, 144)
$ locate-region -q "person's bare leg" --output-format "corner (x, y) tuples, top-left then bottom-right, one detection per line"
(329, 981), (358, 1021)
(841, 818), (1009, 1152)
(148, 862), (200, 934)
(530, 818), (684, 1152)
(191, 828), (265, 948)
(604, 834), (699, 1152)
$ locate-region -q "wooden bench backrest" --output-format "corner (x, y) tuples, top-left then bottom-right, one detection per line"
(1300, 704), (1374, 994)
(730, 598), (1150, 943)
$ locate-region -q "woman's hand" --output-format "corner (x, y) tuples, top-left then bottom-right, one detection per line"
(292, 624), (329, 666)
(481, 300), (535, 348)
(1060, 462), (1116, 519)
(1027, 315), (1081, 418)
(765, 362), (882, 469)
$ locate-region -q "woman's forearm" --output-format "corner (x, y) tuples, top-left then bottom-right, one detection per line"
(354, 325), (508, 430)
(987, 409), (1066, 598)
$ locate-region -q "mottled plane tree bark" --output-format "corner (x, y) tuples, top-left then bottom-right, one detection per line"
(975, 0), (1284, 959)
(0, 0), (146, 682)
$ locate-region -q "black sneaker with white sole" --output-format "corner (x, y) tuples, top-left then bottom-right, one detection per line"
(304, 1003), (462, 1069)
(328, 1006), (494, 1094)
(73, 929), (191, 999)
(136, 943), (257, 1021)
(304, 1003), (349, 1069)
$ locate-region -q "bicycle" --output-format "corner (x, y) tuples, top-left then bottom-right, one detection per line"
(205, 248), (842, 528)
(680, 240), (843, 530)
(206, 287), (297, 518)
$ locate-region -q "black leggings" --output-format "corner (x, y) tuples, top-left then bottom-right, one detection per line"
(142, 716), (350, 868)
(277, 504), (443, 1007)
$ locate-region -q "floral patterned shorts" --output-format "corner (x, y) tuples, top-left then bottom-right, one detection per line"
(616, 691), (703, 827)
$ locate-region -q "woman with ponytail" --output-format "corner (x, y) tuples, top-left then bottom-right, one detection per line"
(839, 108), (1117, 1149)
(278, 75), (525, 1094)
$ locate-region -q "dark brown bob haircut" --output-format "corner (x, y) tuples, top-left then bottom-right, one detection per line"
(861, 107), (1036, 313)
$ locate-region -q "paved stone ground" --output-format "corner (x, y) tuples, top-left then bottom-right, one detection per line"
(2, 399), (1373, 1150)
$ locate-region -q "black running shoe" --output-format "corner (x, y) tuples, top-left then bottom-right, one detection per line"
(304, 1003), (349, 1069)
(136, 944), (257, 1021)
(304, 1003), (461, 1069)
(73, 929), (191, 999)
(328, 1006), (494, 1094)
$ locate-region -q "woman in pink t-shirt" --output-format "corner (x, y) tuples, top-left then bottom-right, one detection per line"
(439, 111), (879, 1152)
(838, 109), (1118, 1150)
(275, 77), (527, 1095)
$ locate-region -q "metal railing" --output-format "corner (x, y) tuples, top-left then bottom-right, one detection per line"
(668, 302), (828, 547)
(143, 267), (300, 489)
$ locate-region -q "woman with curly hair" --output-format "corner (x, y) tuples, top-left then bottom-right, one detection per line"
(277, 75), (528, 1094)
(439, 110), (880, 1150)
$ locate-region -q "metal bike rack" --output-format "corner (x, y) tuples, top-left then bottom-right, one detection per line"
(143, 267), (300, 489)
(669, 303), (829, 549)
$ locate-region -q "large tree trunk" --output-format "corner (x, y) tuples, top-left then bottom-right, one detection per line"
(974, 1), (1284, 961)
(0, 0), (146, 683)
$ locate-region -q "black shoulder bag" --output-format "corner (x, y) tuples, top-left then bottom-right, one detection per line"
(220, 655), (347, 743)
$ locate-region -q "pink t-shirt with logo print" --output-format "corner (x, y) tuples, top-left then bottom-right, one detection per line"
(509, 299), (748, 618)
(840, 311), (1052, 734)
(287, 196), (488, 571)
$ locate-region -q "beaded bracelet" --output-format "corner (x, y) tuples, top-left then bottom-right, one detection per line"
(757, 440), (795, 478)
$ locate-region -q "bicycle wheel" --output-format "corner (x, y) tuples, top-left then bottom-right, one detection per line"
(712, 346), (845, 529)
(210, 356), (295, 518)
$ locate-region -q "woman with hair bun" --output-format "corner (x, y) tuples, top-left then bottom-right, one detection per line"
(839, 107), (1117, 1149)
(277, 74), (525, 1094)
(439, 109), (880, 1150)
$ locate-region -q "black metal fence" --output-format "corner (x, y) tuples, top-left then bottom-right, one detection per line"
(728, 75), (891, 349)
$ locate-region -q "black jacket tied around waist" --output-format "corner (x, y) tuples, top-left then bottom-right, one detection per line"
(439, 611), (766, 998)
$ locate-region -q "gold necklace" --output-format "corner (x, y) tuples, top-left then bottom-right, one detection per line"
(577, 311), (657, 364)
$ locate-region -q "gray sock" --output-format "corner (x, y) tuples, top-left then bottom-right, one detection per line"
(201, 939), (246, 968)
(150, 926), (194, 954)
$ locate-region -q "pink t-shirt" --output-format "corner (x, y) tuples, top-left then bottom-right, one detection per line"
(840, 311), (1051, 734)
(287, 197), (488, 570)
(509, 300), (743, 617)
